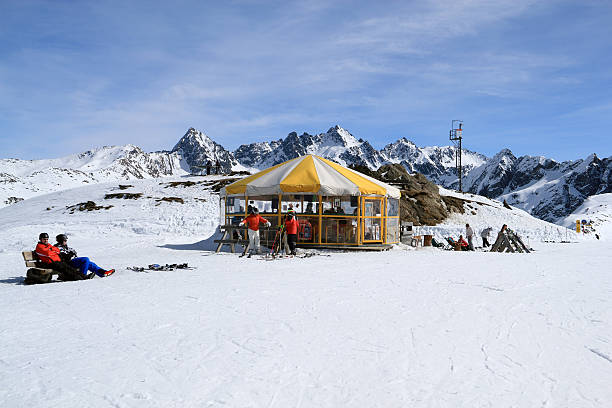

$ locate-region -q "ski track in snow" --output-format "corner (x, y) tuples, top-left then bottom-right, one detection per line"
(0, 176), (610, 407)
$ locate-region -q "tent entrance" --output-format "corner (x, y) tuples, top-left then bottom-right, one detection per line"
(362, 197), (383, 243)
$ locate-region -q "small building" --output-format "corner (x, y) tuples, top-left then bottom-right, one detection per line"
(219, 155), (401, 249)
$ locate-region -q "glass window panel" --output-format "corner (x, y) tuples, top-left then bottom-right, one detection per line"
(372, 200), (382, 216)
(386, 217), (399, 243)
(363, 218), (382, 241)
(281, 194), (303, 214)
(301, 195), (319, 214)
(321, 217), (358, 244)
(322, 196), (358, 215)
(364, 201), (374, 217)
(247, 195), (278, 215)
(226, 197), (246, 215)
(364, 198), (382, 217)
(297, 216), (319, 243)
(387, 198), (399, 216)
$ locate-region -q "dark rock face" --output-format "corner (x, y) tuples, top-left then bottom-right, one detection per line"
(352, 164), (464, 226)
(172, 128), (238, 173)
(234, 139), (282, 168)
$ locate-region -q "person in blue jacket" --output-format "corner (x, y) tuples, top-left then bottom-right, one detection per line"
(54, 234), (115, 278)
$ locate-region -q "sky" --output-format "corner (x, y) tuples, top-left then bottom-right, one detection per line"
(1, 0), (611, 161)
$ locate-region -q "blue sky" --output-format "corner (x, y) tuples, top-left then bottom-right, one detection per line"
(1, 0), (611, 161)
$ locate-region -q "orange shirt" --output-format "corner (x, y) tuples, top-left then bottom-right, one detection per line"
(242, 214), (269, 231)
(35, 242), (62, 263)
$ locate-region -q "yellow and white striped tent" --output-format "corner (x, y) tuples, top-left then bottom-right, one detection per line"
(220, 155), (400, 198)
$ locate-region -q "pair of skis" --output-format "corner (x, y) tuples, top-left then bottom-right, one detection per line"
(127, 263), (195, 272)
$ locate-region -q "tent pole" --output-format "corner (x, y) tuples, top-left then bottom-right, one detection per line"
(220, 197), (225, 227)
(358, 196), (362, 245)
(383, 197), (387, 244)
(318, 195), (322, 245)
(278, 194), (282, 227)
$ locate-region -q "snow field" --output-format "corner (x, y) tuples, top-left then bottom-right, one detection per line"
(1, 241), (611, 407)
(0, 176), (610, 407)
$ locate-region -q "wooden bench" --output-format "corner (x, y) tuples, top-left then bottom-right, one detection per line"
(22, 251), (57, 284)
(214, 225), (249, 254)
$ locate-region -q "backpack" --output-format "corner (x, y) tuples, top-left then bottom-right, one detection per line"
(24, 268), (53, 285)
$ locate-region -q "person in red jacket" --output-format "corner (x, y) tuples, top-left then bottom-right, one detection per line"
(457, 235), (469, 251)
(241, 208), (270, 255)
(34, 232), (82, 280)
(284, 209), (299, 255)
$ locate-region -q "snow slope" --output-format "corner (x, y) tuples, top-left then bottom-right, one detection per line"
(431, 188), (580, 244)
(561, 193), (612, 238)
(0, 178), (610, 407)
(0, 145), (189, 208)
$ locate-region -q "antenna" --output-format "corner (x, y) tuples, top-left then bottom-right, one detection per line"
(449, 120), (464, 192)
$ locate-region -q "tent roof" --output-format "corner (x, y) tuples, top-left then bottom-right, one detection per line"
(221, 155), (401, 199)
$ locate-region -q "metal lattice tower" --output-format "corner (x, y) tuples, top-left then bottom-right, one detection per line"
(449, 120), (464, 192)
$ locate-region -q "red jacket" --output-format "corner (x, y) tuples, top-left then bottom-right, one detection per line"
(242, 214), (269, 231)
(35, 242), (62, 263)
(285, 217), (299, 235)
(458, 238), (468, 247)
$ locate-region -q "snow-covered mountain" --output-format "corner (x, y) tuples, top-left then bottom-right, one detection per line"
(0, 145), (188, 207)
(172, 127), (239, 173)
(234, 126), (386, 169)
(461, 150), (612, 223)
(379, 137), (486, 185)
(0, 128), (242, 208)
(2, 124), (611, 225)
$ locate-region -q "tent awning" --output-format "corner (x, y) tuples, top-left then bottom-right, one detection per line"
(221, 155), (400, 199)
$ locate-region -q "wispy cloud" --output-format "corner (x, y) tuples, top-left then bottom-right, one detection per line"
(1, 0), (611, 160)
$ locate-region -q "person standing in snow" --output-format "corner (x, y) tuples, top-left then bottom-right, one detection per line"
(206, 161), (211, 175)
(481, 227), (492, 247)
(241, 208), (271, 255)
(55, 234), (114, 278)
(215, 160), (221, 175)
(34, 233), (81, 281)
(284, 209), (299, 255)
(465, 223), (475, 251)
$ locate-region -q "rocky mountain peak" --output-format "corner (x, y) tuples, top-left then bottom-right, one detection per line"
(172, 128), (238, 173)
(324, 126), (360, 147)
(173, 128), (214, 152)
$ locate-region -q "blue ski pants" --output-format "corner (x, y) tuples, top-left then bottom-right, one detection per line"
(70, 257), (105, 277)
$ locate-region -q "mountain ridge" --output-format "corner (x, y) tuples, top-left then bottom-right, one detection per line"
(2, 126), (611, 225)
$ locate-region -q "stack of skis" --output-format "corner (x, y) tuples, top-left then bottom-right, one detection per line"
(490, 229), (531, 253)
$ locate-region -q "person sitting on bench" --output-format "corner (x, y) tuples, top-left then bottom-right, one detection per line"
(457, 235), (469, 250)
(55, 234), (115, 278)
(34, 233), (81, 281)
